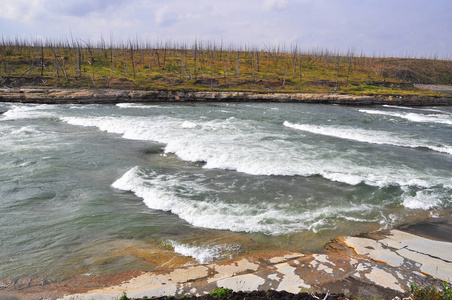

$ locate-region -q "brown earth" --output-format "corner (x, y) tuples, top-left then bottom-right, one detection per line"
(141, 290), (347, 300)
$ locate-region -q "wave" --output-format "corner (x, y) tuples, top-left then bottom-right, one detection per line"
(401, 188), (450, 210)
(116, 103), (171, 109)
(111, 167), (305, 235)
(283, 121), (452, 155)
(112, 167), (449, 235)
(112, 167), (395, 235)
(359, 109), (452, 125)
(169, 241), (239, 264)
(0, 124), (58, 156)
(382, 105), (452, 115)
(1, 126), (47, 142)
(382, 105), (416, 110)
(61, 115), (451, 188)
(2, 104), (55, 120)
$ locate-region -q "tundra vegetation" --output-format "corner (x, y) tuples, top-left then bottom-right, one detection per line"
(0, 36), (451, 96)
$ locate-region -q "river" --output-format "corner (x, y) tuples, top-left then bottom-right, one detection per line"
(1, 102), (451, 282)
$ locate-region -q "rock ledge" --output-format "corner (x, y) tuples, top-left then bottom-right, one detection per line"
(1, 88), (451, 106)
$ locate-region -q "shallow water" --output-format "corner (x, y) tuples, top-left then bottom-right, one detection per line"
(0, 102), (451, 281)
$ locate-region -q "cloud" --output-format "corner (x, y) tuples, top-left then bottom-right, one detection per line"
(263, 0), (289, 11)
(0, 0), (127, 21)
(0, 1), (36, 21)
(155, 6), (179, 27)
(52, 0), (126, 17)
(0, 0), (450, 57)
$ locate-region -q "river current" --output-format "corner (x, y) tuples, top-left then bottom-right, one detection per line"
(0, 102), (451, 281)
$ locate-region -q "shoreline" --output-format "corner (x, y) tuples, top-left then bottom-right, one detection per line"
(1, 87), (452, 106)
(2, 216), (451, 300)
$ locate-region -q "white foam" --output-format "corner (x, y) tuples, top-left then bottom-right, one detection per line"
(11, 126), (44, 137)
(62, 115), (450, 189)
(382, 105), (452, 115)
(0, 124), (57, 154)
(111, 167), (394, 235)
(116, 103), (166, 109)
(283, 121), (452, 155)
(169, 241), (239, 264)
(111, 167), (301, 234)
(378, 213), (400, 229)
(0, 125), (41, 139)
(382, 105), (415, 110)
(402, 189), (444, 210)
(117, 103), (140, 108)
(359, 109), (452, 125)
(181, 121), (198, 129)
(2, 104), (55, 120)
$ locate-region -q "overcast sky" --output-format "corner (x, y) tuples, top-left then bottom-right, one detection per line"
(1, 0), (451, 57)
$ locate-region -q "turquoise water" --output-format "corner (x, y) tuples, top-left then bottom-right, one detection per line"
(0, 102), (451, 281)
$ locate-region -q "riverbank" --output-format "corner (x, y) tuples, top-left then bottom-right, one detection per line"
(1, 87), (452, 106)
(2, 217), (451, 300)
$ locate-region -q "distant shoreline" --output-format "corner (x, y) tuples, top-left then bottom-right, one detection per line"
(1, 86), (452, 106)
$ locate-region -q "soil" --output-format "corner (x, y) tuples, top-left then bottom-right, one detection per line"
(145, 290), (347, 300)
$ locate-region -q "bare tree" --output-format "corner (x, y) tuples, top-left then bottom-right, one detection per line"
(129, 41), (136, 77)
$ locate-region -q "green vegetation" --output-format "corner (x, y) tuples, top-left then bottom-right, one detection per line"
(0, 37), (451, 96)
(119, 291), (130, 300)
(410, 282), (452, 300)
(209, 288), (233, 298)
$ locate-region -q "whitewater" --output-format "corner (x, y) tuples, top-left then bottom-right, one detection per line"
(1, 102), (451, 281)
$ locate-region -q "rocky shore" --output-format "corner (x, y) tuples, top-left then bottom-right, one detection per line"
(1, 87), (452, 106)
(2, 217), (451, 300)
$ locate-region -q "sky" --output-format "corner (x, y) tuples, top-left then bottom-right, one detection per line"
(0, 0), (451, 58)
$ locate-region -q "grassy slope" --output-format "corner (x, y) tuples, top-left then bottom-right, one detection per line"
(1, 44), (451, 97)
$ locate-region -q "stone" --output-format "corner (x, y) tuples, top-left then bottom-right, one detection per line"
(0, 87), (451, 105)
(342, 229), (452, 282)
(58, 249), (443, 300)
(14, 276), (31, 290)
(0, 278), (14, 289)
(29, 277), (46, 287)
